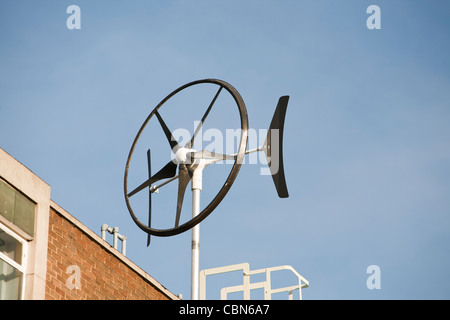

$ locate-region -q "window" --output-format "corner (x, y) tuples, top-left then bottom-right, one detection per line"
(0, 223), (27, 300)
(0, 178), (35, 237)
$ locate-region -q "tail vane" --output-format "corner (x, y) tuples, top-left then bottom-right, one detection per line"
(263, 96), (289, 198)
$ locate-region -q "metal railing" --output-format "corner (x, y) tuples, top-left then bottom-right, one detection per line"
(199, 263), (309, 300)
(101, 224), (127, 256)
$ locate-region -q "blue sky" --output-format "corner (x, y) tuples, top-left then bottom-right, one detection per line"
(1, 0), (450, 299)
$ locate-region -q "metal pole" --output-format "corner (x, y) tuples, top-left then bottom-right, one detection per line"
(191, 188), (201, 300)
(191, 166), (203, 300)
(113, 227), (119, 250)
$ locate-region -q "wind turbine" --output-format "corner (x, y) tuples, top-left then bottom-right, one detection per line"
(124, 79), (289, 299)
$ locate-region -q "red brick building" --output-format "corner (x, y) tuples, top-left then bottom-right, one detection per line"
(0, 147), (178, 300)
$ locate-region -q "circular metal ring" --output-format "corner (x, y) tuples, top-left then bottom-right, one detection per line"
(124, 79), (248, 237)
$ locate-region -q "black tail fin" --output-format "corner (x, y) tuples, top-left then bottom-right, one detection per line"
(263, 96), (289, 198)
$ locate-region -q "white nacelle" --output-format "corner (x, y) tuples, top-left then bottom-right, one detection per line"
(174, 147), (196, 164)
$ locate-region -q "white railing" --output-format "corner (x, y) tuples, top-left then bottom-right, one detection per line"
(101, 224), (127, 256)
(199, 263), (309, 300)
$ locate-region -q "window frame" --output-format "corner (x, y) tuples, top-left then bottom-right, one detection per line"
(0, 221), (28, 300)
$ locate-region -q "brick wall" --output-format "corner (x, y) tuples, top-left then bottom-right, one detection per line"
(45, 207), (172, 300)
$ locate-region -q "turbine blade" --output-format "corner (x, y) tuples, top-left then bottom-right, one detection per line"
(128, 160), (177, 197)
(185, 86), (223, 149)
(146, 149), (152, 247)
(155, 110), (181, 152)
